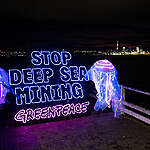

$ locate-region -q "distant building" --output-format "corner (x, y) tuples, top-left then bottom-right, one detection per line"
(123, 47), (126, 50)
(116, 41), (119, 50)
(136, 47), (140, 53)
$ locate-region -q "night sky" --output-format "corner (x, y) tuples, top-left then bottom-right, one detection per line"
(0, 0), (150, 48)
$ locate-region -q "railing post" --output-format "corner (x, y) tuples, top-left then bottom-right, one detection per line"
(122, 86), (125, 101)
(121, 85), (150, 125)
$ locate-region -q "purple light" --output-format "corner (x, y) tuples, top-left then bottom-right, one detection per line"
(14, 101), (90, 123)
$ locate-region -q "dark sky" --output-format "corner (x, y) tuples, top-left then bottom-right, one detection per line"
(0, 0), (150, 24)
(0, 0), (150, 48)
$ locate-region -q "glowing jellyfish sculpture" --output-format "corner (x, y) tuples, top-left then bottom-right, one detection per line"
(0, 67), (10, 105)
(87, 60), (124, 117)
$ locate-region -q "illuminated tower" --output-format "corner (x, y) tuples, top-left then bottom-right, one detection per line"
(136, 47), (140, 53)
(116, 41), (119, 50)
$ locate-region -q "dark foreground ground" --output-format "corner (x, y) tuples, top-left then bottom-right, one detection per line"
(0, 112), (150, 150)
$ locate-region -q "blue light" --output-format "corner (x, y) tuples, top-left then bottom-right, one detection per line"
(9, 50), (90, 124)
(14, 101), (90, 123)
(59, 66), (89, 82)
(87, 60), (124, 117)
(9, 68), (54, 85)
(0, 67), (11, 104)
(31, 50), (72, 66)
(15, 83), (84, 105)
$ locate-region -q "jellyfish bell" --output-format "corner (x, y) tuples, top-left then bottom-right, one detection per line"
(87, 59), (123, 117)
(93, 59), (115, 72)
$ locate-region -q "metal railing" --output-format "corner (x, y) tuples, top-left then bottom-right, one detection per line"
(121, 85), (150, 125)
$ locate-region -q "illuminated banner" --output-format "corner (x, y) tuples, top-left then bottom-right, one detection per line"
(8, 50), (90, 125)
